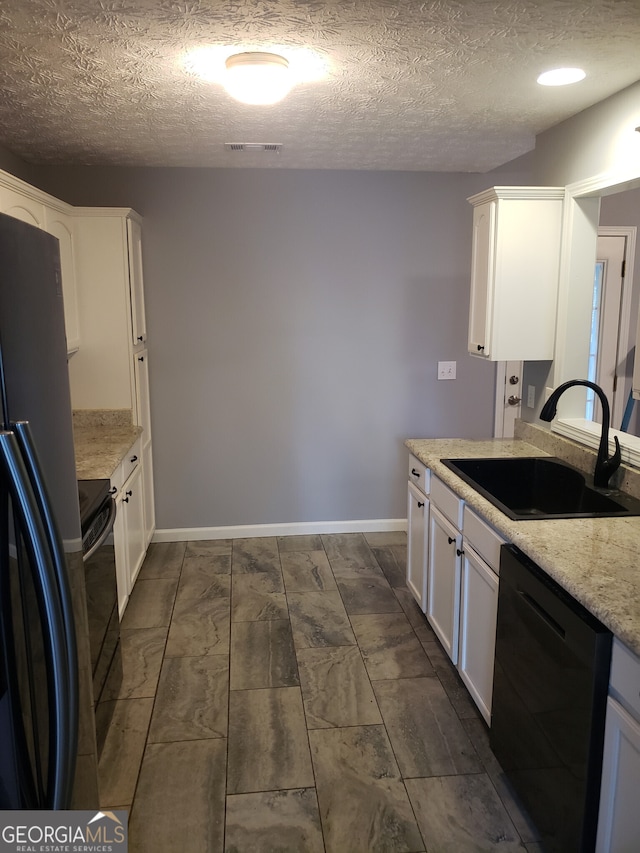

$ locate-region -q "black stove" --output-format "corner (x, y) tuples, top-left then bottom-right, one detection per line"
(77, 479), (110, 535)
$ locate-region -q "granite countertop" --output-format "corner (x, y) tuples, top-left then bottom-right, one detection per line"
(405, 431), (640, 657)
(73, 410), (142, 480)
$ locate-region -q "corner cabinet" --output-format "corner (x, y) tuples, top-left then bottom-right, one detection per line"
(467, 186), (564, 361)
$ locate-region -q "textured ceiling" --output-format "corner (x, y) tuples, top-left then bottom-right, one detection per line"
(1, 0), (640, 172)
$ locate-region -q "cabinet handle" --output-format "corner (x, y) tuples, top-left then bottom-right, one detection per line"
(477, 344), (485, 352)
(457, 548), (464, 557)
(109, 486), (117, 495)
(447, 536), (455, 545)
(130, 455), (138, 463)
(138, 356), (145, 362)
(411, 468), (420, 477)
(418, 501), (424, 508)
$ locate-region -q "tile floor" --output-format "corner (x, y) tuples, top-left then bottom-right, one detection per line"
(97, 532), (542, 852)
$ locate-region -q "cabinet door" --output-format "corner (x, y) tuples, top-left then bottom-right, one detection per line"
(113, 490), (130, 618)
(459, 542), (499, 725)
(427, 505), (462, 663)
(596, 696), (640, 852)
(407, 481), (429, 612)
(134, 349), (151, 439)
(127, 216), (147, 347)
(0, 185), (46, 228)
(44, 207), (81, 353)
(142, 441), (156, 548)
(468, 200), (495, 357)
(123, 464), (145, 590)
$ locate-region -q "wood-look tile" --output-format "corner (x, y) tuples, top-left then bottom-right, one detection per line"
(165, 593), (230, 657)
(363, 531), (407, 548)
(231, 572), (288, 621)
(309, 726), (424, 853)
(230, 620), (299, 690)
(369, 544), (407, 589)
(321, 533), (379, 576)
(336, 574), (402, 615)
(97, 697), (154, 807)
(185, 539), (233, 558)
(287, 591), (356, 649)
(225, 788), (325, 853)
(136, 542), (186, 580)
(462, 717), (540, 844)
(103, 626), (168, 700)
(393, 587), (431, 629)
(120, 579), (178, 629)
(227, 687), (314, 794)
(349, 613), (435, 680)
(405, 775), (524, 853)
(129, 739), (226, 853)
(280, 549), (337, 593)
(422, 639), (480, 720)
(277, 534), (325, 552)
(177, 567), (231, 602)
(296, 645), (381, 729)
(232, 537), (282, 577)
(373, 677), (482, 778)
(148, 654), (229, 742)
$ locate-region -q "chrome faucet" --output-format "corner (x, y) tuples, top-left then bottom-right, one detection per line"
(540, 380), (621, 488)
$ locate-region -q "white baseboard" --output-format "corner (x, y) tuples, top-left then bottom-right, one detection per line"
(152, 518), (407, 543)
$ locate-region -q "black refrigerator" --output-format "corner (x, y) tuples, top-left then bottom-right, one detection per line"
(0, 212), (88, 808)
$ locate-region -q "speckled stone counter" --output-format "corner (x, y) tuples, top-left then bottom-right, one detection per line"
(405, 431), (640, 657)
(73, 409), (141, 480)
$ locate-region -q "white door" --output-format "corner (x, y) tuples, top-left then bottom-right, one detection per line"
(494, 361), (523, 438)
(587, 230), (635, 430)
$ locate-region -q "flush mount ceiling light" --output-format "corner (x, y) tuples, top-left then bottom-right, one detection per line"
(537, 67), (586, 86)
(224, 52), (292, 105)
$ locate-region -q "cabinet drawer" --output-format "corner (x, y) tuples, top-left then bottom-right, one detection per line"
(111, 438), (141, 493)
(610, 639), (640, 719)
(462, 506), (505, 573)
(408, 454), (430, 495)
(431, 475), (464, 528)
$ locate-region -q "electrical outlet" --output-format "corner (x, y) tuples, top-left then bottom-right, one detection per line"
(527, 385), (536, 408)
(438, 361), (456, 380)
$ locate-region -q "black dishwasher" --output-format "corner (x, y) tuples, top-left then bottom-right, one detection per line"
(491, 544), (612, 853)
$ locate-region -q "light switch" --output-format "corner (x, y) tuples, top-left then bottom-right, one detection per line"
(438, 361), (456, 380)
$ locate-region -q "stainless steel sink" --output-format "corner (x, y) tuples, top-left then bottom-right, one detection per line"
(440, 456), (640, 520)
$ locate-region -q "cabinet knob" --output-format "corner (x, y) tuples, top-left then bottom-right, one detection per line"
(477, 344), (485, 352)
(137, 335), (144, 342)
(411, 468), (420, 477)
(448, 536), (455, 545)
(130, 455), (138, 463)
(138, 356), (144, 362)
(126, 490), (132, 497)
(123, 496), (129, 503)
(418, 501), (424, 508)
(508, 395), (522, 406)
(457, 548), (464, 557)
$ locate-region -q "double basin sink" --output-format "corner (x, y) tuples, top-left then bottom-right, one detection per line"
(440, 456), (640, 520)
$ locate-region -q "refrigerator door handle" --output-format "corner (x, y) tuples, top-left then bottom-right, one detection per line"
(12, 420), (79, 804)
(0, 430), (73, 809)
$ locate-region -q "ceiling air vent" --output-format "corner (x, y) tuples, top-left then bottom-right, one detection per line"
(224, 143), (283, 153)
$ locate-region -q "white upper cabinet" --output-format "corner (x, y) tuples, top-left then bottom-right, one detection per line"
(0, 184), (46, 228)
(467, 187), (564, 361)
(127, 216), (147, 347)
(43, 207), (81, 354)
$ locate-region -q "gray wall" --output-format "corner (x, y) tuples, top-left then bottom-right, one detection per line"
(31, 165), (526, 531)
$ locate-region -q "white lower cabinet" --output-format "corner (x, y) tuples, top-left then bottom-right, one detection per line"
(459, 543), (499, 725)
(111, 440), (146, 617)
(596, 640), (640, 852)
(407, 481), (429, 610)
(427, 476), (464, 664)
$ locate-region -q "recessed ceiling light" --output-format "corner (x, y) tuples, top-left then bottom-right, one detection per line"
(537, 68), (586, 87)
